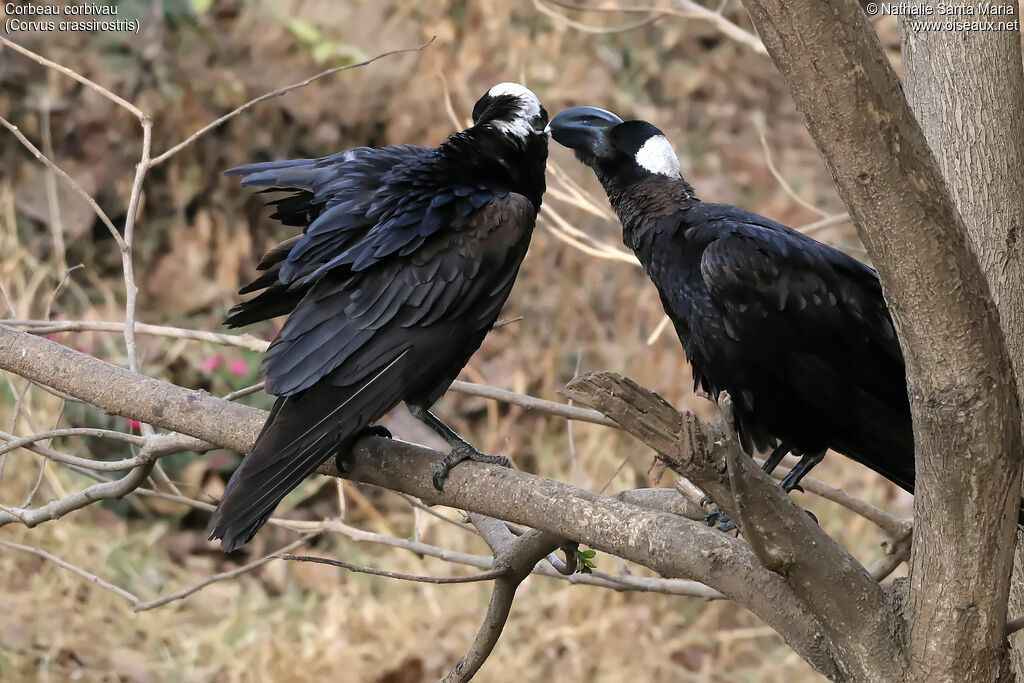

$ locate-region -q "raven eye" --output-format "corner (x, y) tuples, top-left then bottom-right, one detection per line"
(530, 115), (547, 132)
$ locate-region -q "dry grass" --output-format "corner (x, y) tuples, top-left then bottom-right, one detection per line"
(0, 2), (911, 681)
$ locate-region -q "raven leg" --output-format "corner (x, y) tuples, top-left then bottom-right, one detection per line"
(761, 442), (791, 477)
(779, 450), (825, 493)
(407, 404), (509, 490)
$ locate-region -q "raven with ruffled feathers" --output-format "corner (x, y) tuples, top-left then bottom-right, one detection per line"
(208, 84), (548, 551)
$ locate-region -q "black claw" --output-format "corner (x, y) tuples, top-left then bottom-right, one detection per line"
(432, 444), (510, 491)
(703, 504), (740, 533)
(432, 463), (448, 491)
(703, 505), (728, 527)
(334, 447), (352, 475)
(717, 519), (738, 534)
(338, 424), (393, 474)
(358, 424), (393, 440)
(805, 509), (819, 525)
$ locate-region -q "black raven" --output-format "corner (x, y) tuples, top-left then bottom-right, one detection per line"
(549, 106), (916, 523)
(207, 83), (549, 551)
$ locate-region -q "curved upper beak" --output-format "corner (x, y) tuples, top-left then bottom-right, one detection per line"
(547, 106), (624, 153)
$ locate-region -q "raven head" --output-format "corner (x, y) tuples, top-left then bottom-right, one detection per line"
(549, 106), (682, 183)
(471, 83), (548, 140)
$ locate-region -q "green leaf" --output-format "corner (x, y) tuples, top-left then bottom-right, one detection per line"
(191, 0), (214, 13)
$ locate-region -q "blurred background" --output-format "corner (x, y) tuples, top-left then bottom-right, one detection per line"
(0, 1), (910, 680)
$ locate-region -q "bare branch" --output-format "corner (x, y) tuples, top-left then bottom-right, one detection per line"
(798, 212), (851, 235)
(4, 318), (269, 352)
(119, 116), (150, 375)
(751, 113), (828, 218)
(0, 37), (146, 119)
(131, 535), (314, 611)
(0, 116), (125, 249)
(148, 38), (436, 167)
(563, 370), (891, 680)
(533, 0), (663, 33)
(3, 319), (617, 426)
(0, 427), (145, 458)
(0, 452), (155, 527)
(762, 459), (912, 540)
(444, 516), (566, 682)
(535, 0), (768, 54)
(449, 379), (616, 427)
(0, 538), (140, 603)
(281, 553), (506, 584)
(0, 325), (842, 678)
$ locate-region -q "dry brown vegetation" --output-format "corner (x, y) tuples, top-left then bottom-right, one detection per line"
(0, 2), (911, 680)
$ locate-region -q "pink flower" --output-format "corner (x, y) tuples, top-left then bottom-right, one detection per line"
(201, 355), (223, 372)
(229, 359), (249, 376)
(124, 418), (142, 432)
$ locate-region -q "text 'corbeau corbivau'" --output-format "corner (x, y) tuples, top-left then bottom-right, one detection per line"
(207, 84), (549, 552)
(550, 106), (1024, 527)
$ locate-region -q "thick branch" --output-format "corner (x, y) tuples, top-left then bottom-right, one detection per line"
(0, 324), (842, 679)
(563, 371), (893, 680)
(442, 517), (565, 682)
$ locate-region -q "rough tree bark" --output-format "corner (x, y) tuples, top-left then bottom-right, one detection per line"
(738, 0), (1023, 680)
(898, 9), (1024, 675)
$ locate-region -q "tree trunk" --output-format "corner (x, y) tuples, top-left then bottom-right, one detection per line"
(899, 8), (1024, 676)
(739, 0), (1024, 679)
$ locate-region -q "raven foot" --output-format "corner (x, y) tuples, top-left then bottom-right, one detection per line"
(335, 424), (393, 474)
(702, 502), (739, 534)
(432, 443), (509, 491)
(702, 501), (818, 534)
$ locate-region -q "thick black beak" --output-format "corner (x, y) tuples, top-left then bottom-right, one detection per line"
(548, 106), (624, 157)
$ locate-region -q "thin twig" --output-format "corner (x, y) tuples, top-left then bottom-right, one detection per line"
(533, 0), (663, 33)
(449, 379), (617, 426)
(222, 382), (266, 401)
(798, 212), (851, 235)
(0, 37), (146, 118)
(0, 538), (141, 603)
(119, 116), (151, 375)
(133, 535), (314, 611)
(40, 105), (66, 272)
(5, 318), (269, 352)
(280, 553), (507, 584)
(390, 491), (477, 533)
(0, 427), (146, 459)
(536, 0), (767, 54)
(646, 314), (673, 345)
(0, 116), (125, 249)
(4, 320), (616, 426)
(149, 38), (436, 167)
(752, 113), (829, 218)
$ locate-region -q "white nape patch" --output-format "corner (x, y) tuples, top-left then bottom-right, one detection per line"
(487, 82), (542, 138)
(634, 135), (682, 178)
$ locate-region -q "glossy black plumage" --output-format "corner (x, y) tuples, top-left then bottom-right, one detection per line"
(208, 85), (548, 551)
(550, 108), (918, 504)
